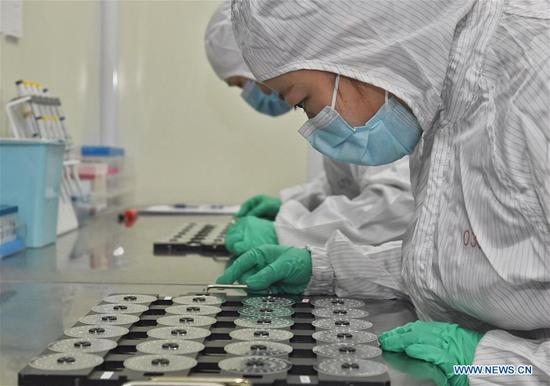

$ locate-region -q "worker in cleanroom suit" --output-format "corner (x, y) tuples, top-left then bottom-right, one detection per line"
(217, 1), (550, 385)
(205, 1), (414, 267)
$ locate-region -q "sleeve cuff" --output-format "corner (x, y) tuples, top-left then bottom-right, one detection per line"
(279, 184), (306, 202)
(304, 246), (335, 295)
(471, 329), (550, 386)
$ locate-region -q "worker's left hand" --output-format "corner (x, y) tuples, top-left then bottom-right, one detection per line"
(235, 194), (281, 220)
(380, 321), (484, 386)
(216, 245), (312, 294)
(224, 216), (278, 255)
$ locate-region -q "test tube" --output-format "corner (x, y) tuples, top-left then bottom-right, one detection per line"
(32, 82), (53, 138)
(41, 88), (58, 139)
(15, 80), (27, 97)
(14, 80), (38, 137)
(27, 81), (47, 137)
(44, 87), (72, 144)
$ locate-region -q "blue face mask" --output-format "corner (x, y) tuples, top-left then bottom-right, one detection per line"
(241, 80), (292, 116)
(299, 74), (422, 166)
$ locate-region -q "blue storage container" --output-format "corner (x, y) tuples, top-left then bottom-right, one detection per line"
(0, 139), (64, 247)
(81, 145), (125, 157)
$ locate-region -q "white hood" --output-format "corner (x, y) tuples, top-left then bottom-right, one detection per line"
(205, 0), (254, 81)
(231, 0), (475, 131)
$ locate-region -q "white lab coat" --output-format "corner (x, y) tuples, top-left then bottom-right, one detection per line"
(275, 156), (413, 251)
(232, 0), (550, 384)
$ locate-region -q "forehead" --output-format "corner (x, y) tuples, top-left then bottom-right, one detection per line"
(264, 70), (332, 93)
(263, 71), (302, 90)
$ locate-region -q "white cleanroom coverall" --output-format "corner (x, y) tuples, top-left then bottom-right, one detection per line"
(231, 0), (550, 384)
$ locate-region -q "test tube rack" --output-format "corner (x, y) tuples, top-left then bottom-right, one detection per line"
(6, 80), (82, 235)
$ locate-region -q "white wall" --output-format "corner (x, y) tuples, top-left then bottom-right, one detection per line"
(117, 0), (309, 205)
(1, 0), (309, 205)
(0, 0), (101, 144)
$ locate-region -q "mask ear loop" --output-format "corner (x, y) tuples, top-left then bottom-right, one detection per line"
(330, 74), (340, 110)
(384, 90), (389, 111)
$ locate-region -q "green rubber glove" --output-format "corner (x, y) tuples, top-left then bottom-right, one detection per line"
(216, 245), (312, 294)
(380, 321), (484, 386)
(236, 195), (282, 220)
(383, 352), (448, 386)
(224, 216), (278, 255)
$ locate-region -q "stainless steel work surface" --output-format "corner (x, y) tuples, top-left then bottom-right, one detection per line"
(0, 214), (441, 385)
(1, 214), (232, 285)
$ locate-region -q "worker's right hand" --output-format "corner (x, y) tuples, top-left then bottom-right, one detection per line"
(216, 245), (312, 294)
(236, 195), (281, 220)
(224, 216), (278, 256)
(380, 321), (484, 386)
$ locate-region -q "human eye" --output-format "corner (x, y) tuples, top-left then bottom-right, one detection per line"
(293, 101), (305, 111)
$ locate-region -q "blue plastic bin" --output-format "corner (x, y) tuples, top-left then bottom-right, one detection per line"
(0, 139), (65, 247)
